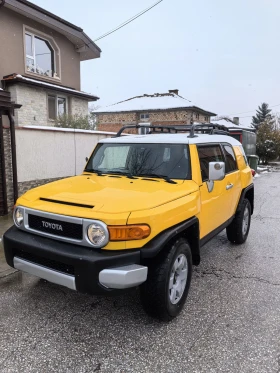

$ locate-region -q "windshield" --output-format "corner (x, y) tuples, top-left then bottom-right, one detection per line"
(85, 143), (191, 180)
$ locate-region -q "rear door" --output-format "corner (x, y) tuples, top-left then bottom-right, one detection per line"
(221, 143), (242, 216)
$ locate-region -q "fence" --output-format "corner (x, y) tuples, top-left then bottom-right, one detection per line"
(2, 125), (116, 213)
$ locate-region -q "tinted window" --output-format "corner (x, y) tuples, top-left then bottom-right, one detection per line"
(197, 145), (224, 182)
(222, 144), (237, 173)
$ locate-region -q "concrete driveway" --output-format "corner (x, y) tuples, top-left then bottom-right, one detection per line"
(0, 172), (279, 373)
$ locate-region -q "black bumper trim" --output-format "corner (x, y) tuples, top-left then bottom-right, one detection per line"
(3, 226), (140, 295)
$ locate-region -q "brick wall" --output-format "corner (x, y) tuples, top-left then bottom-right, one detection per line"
(96, 109), (210, 132)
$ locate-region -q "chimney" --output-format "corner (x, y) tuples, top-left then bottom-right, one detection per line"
(168, 89), (179, 95)
(233, 117), (239, 125)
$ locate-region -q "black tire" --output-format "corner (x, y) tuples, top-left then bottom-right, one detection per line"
(140, 237), (192, 321)
(226, 198), (251, 244)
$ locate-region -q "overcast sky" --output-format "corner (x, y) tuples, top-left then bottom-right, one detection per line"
(32, 0), (280, 125)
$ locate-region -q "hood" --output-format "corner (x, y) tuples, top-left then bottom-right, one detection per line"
(19, 174), (198, 216)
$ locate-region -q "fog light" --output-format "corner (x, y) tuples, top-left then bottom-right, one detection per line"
(13, 207), (24, 227)
(87, 222), (109, 247)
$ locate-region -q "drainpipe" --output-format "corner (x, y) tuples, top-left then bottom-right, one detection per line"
(7, 111), (18, 203)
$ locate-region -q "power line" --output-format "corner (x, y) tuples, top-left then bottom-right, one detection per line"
(94, 0), (163, 42)
(229, 103), (280, 117)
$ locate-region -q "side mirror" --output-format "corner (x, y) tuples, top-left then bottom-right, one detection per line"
(209, 162), (225, 181)
(85, 157), (88, 162)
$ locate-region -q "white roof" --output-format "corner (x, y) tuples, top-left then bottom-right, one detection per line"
(99, 133), (241, 146)
(212, 118), (254, 130)
(94, 92), (216, 114)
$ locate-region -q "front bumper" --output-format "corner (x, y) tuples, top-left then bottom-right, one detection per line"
(3, 226), (147, 295)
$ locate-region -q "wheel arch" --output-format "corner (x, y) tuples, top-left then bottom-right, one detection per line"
(238, 184), (254, 214)
(140, 217), (200, 266)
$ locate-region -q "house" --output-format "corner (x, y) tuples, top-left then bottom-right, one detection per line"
(95, 89), (217, 132)
(211, 116), (254, 129)
(0, 0), (101, 126)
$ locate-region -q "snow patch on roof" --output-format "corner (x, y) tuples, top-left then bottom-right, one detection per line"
(212, 117), (254, 129)
(6, 75), (98, 99)
(94, 92), (216, 115)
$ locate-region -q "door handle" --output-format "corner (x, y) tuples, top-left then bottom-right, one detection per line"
(226, 183), (234, 190)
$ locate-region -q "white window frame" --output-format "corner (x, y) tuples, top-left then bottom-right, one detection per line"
(25, 32), (56, 78)
(140, 113), (150, 122)
(23, 25), (61, 81)
(47, 94), (68, 121)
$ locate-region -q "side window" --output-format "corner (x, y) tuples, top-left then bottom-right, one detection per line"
(222, 144), (238, 173)
(197, 145), (224, 182)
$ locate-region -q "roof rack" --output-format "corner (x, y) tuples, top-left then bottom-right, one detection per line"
(115, 123), (230, 138)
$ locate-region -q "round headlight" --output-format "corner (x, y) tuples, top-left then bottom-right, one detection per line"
(14, 207), (24, 227)
(87, 222), (108, 247)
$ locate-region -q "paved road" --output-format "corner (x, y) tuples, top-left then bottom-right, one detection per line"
(0, 172), (279, 373)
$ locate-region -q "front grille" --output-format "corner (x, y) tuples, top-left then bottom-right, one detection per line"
(15, 250), (75, 275)
(28, 214), (83, 240)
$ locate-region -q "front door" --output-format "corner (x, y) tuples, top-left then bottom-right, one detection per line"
(197, 144), (233, 239)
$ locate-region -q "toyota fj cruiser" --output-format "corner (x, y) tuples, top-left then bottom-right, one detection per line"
(3, 124), (254, 321)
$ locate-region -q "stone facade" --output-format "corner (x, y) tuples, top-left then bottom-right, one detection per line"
(70, 97), (89, 117)
(18, 177), (67, 197)
(7, 84), (89, 127)
(8, 85), (48, 127)
(96, 109), (211, 132)
(3, 127), (14, 212)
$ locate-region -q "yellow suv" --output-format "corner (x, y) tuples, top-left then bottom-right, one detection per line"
(3, 125), (254, 321)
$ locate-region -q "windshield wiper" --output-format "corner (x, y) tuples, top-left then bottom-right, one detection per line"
(105, 171), (138, 179)
(85, 169), (138, 179)
(139, 173), (177, 184)
(84, 168), (106, 176)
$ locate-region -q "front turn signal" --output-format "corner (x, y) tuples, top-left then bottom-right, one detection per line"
(108, 225), (151, 241)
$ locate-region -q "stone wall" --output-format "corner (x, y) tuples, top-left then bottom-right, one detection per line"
(8, 84), (48, 127)
(7, 84), (89, 127)
(96, 109), (211, 132)
(70, 96), (89, 117)
(18, 177), (66, 197)
(3, 127), (14, 211)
